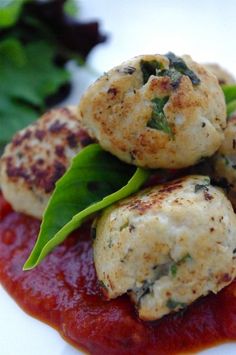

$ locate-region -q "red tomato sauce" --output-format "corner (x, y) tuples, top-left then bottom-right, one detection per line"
(1, 193), (236, 355)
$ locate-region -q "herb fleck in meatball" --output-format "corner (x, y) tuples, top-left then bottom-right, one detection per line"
(80, 53), (226, 169)
(94, 176), (236, 321)
(0, 107), (93, 219)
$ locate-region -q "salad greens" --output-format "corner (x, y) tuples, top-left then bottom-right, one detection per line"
(0, 0), (106, 150)
(24, 144), (150, 270)
(222, 84), (236, 104)
(0, 0), (26, 28)
(222, 85), (236, 116)
(0, 40), (69, 146)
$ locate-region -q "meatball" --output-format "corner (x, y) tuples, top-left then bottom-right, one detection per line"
(80, 52), (226, 169)
(204, 63), (236, 85)
(213, 115), (236, 208)
(0, 107), (93, 219)
(93, 176), (236, 321)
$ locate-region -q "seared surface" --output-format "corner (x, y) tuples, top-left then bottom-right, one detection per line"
(80, 53), (226, 169)
(94, 176), (236, 320)
(0, 107), (93, 218)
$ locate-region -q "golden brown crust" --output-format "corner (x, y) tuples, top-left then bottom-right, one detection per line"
(80, 53), (226, 169)
(94, 176), (236, 321)
(0, 107), (93, 218)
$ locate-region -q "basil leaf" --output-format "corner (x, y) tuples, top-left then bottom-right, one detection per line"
(0, 0), (25, 28)
(147, 97), (173, 136)
(23, 144), (150, 270)
(63, 0), (78, 17)
(221, 85), (236, 116)
(222, 85), (236, 104)
(0, 41), (69, 146)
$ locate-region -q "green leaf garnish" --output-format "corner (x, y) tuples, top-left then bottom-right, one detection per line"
(0, 2), (106, 152)
(222, 85), (236, 104)
(165, 52), (200, 85)
(0, 37), (26, 66)
(140, 59), (163, 84)
(221, 85), (236, 117)
(23, 144), (150, 270)
(0, 41), (69, 146)
(63, 0), (79, 17)
(0, 0), (26, 28)
(147, 97), (173, 136)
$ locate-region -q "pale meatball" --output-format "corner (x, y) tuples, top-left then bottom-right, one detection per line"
(213, 115), (236, 208)
(204, 63), (236, 85)
(94, 176), (236, 321)
(0, 107), (93, 219)
(80, 52), (226, 169)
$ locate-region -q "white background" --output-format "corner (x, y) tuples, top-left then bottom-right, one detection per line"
(1, 1), (236, 354)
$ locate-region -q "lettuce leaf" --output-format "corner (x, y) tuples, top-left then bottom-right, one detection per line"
(222, 85), (236, 116)
(0, 40), (69, 147)
(222, 84), (236, 105)
(0, 0), (26, 28)
(24, 144), (150, 270)
(0, 1), (106, 151)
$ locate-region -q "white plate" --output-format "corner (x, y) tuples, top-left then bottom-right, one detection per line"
(1, 1), (236, 354)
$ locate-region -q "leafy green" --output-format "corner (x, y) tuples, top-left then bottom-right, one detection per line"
(24, 144), (150, 270)
(222, 85), (236, 104)
(0, 1), (106, 152)
(0, 37), (26, 66)
(147, 97), (173, 136)
(165, 52), (200, 85)
(0, 40), (69, 146)
(0, 97), (38, 146)
(0, 0), (26, 28)
(140, 60), (163, 84)
(221, 85), (236, 117)
(63, 0), (78, 17)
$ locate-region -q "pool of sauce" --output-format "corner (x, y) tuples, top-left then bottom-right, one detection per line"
(1, 193), (236, 354)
